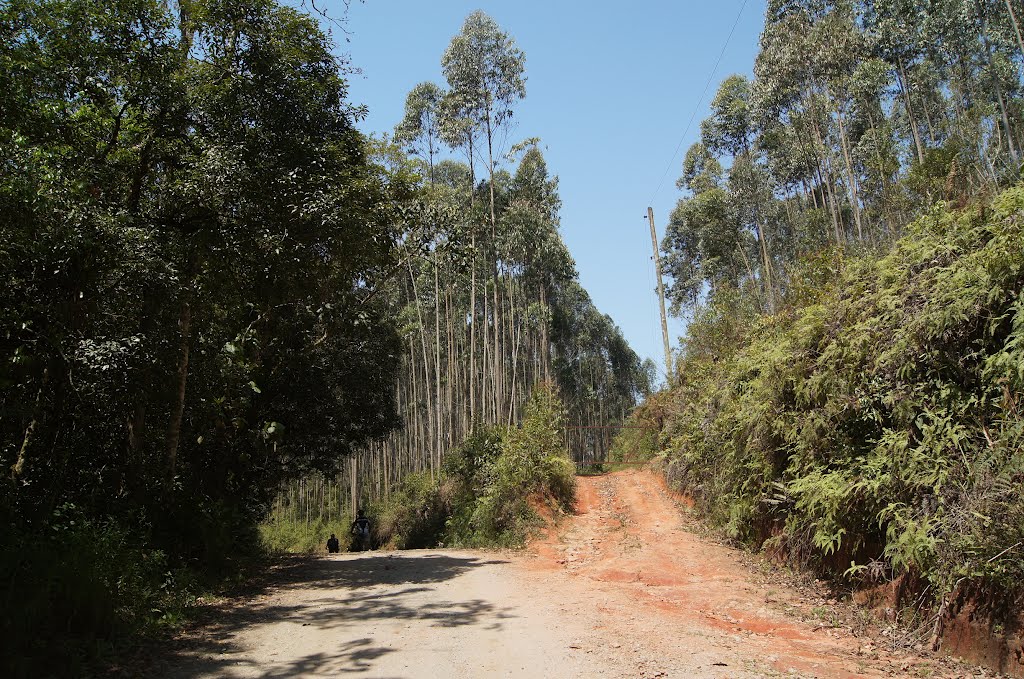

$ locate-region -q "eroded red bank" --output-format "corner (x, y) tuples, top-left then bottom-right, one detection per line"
(527, 468), (1019, 678)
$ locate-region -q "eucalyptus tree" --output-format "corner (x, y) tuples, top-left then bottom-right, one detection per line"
(395, 82), (446, 182)
(501, 145), (572, 408)
(976, 0), (1024, 168)
(702, 75), (778, 308)
(395, 82), (456, 471)
(812, 6), (871, 239)
(662, 0), (1024, 331)
(663, 143), (751, 312)
(549, 281), (650, 458)
(862, 0), (930, 165)
(844, 57), (903, 235)
(441, 11), (526, 422)
(441, 10), (526, 237)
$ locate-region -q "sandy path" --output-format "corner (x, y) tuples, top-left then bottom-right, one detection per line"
(161, 470), (973, 678)
(161, 551), (622, 678)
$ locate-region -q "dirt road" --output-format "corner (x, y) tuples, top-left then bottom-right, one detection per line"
(162, 470), (975, 678)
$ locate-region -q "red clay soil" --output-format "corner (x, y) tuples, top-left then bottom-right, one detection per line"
(526, 469), (991, 678)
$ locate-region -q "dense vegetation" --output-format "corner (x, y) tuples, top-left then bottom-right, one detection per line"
(642, 0), (1024, 644)
(656, 189), (1023, 597)
(0, 2), (646, 673)
(262, 385), (577, 552)
(263, 10), (651, 542)
(0, 0), (413, 671)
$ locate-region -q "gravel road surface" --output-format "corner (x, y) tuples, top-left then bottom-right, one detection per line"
(161, 470), (978, 678)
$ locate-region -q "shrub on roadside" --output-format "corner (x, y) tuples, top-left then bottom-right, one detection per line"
(370, 471), (448, 549)
(659, 186), (1024, 613)
(364, 384), (577, 549)
(0, 503), (189, 678)
(464, 386), (575, 544)
(609, 390), (670, 464)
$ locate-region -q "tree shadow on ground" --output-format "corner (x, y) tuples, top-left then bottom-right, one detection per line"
(155, 552), (513, 678)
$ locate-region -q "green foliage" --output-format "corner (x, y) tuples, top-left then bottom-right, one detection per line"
(371, 471), (450, 550)
(365, 385), (577, 549)
(464, 386), (576, 544)
(0, 0), (406, 673)
(609, 391), (669, 464)
(0, 503), (190, 677)
(661, 185), (1024, 607)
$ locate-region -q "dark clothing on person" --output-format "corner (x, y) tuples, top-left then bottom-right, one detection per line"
(350, 511), (371, 551)
(326, 535), (340, 553)
(351, 516), (370, 537)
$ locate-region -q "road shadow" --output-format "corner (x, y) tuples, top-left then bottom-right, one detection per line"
(269, 552), (510, 590)
(155, 552), (513, 678)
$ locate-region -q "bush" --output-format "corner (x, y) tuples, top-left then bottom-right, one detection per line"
(0, 504), (187, 678)
(370, 471), (448, 550)
(660, 185), (1024, 609)
(364, 384), (578, 549)
(460, 385), (575, 545)
(609, 390), (671, 464)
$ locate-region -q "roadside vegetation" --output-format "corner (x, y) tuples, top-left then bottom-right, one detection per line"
(648, 188), (1023, 602)
(630, 1), (1024, 667)
(263, 385), (577, 552)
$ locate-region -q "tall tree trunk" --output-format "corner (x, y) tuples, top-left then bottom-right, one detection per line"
(165, 284), (192, 481)
(896, 56), (927, 165)
(801, 103), (842, 241)
(349, 454), (357, 518)
(835, 105), (864, 241)
(484, 109), (503, 426)
(1007, 0), (1024, 59)
(540, 285), (550, 382)
(467, 132), (477, 427)
(482, 284), (489, 424)
(11, 367), (51, 480)
(980, 5), (1020, 164)
(445, 287), (454, 452)
(408, 267), (434, 476)
(433, 262), (443, 470)
(469, 230), (477, 426)
(735, 238), (763, 310)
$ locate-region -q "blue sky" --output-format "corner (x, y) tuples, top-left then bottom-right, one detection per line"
(321, 0), (766, 382)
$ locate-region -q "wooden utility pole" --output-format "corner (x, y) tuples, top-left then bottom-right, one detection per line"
(647, 207), (673, 383)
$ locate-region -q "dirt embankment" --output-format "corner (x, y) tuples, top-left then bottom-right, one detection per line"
(526, 469), (1000, 678)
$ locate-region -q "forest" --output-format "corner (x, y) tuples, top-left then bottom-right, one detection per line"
(260, 9), (653, 545)
(644, 0), (1024, 650)
(0, 0), (648, 673)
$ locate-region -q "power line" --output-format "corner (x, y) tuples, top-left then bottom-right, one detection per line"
(646, 0), (750, 207)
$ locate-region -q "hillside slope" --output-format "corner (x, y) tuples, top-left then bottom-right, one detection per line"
(640, 187), (1024, 676)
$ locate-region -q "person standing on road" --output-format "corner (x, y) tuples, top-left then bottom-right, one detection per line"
(350, 509), (371, 550)
(326, 533), (340, 553)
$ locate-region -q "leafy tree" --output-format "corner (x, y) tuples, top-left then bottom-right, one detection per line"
(395, 81), (446, 181)
(0, 0), (408, 667)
